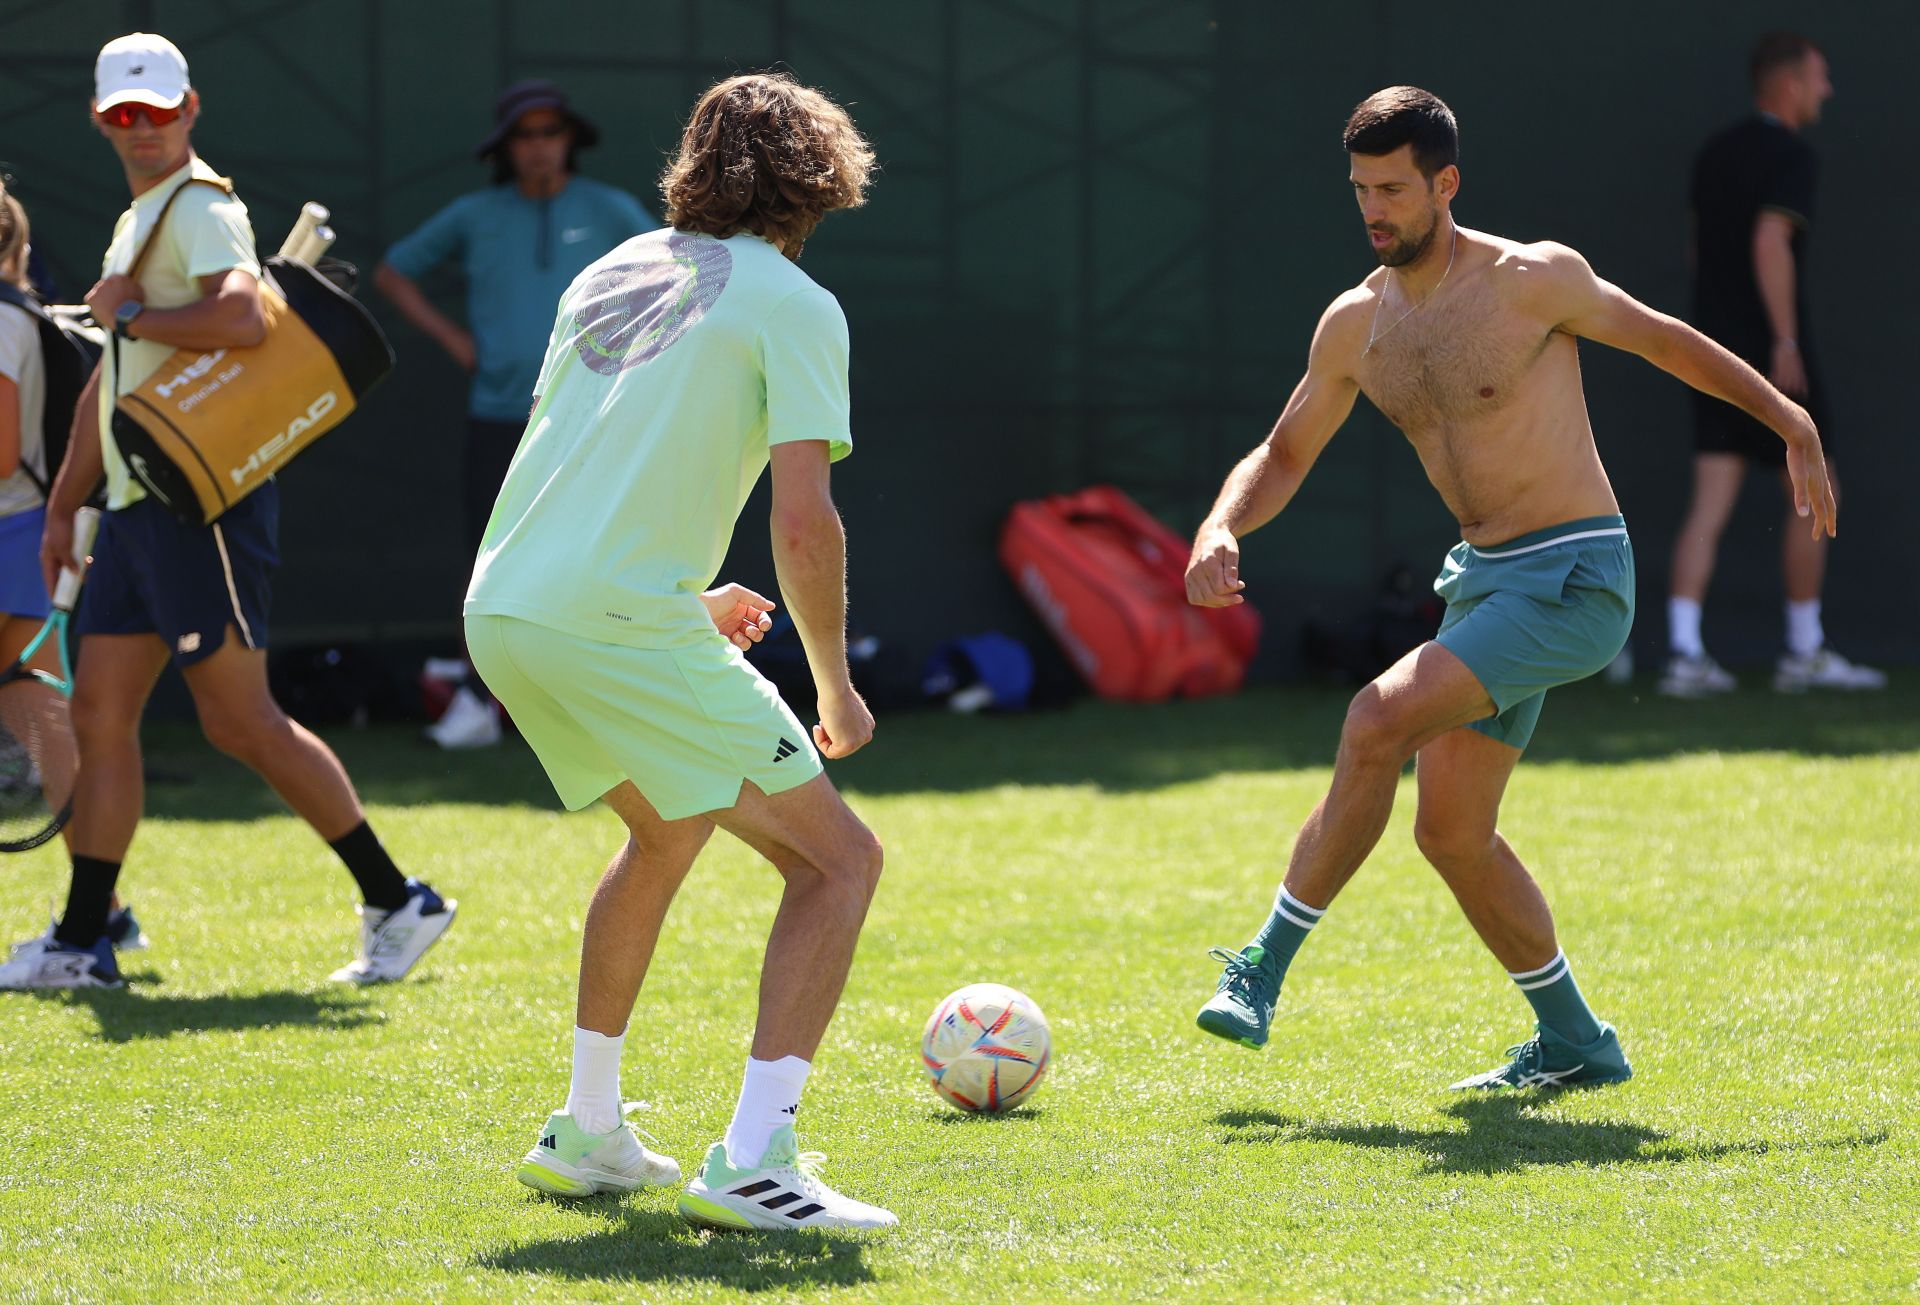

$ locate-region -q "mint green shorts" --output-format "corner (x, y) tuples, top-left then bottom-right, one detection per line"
(466, 614), (823, 818)
(1433, 515), (1635, 751)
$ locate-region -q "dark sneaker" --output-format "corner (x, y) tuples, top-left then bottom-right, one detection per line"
(1196, 945), (1280, 1049)
(1449, 1023), (1633, 1091)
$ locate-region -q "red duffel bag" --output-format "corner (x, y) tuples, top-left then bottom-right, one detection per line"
(999, 486), (1261, 701)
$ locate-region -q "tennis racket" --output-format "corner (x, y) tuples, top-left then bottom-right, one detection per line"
(0, 506), (101, 853)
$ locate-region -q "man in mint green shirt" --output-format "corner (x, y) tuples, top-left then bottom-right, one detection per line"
(377, 82), (654, 749)
(467, 72), (899, 1232)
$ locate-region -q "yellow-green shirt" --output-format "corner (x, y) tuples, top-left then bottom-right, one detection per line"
(96, 156), (260, 510)
(464, 228), (852, 649)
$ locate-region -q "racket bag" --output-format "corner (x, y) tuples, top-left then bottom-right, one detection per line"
(998, 486), (1261, 702)
(108, 177), (394, 526)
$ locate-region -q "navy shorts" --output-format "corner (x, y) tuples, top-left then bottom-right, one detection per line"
(75, 483), (279, 666)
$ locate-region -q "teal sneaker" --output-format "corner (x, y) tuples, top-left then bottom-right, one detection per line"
(1449, 1023), (1633, 1091)
(515, 1106), (680, 1197)
(679, 1124), (898, 1231)
(1196, 945), (1280, 1049)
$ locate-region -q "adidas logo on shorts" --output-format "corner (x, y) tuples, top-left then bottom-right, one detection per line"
(772, 737), (799, 763)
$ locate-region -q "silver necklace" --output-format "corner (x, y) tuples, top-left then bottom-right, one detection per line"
(1365, 225), (1457, 354)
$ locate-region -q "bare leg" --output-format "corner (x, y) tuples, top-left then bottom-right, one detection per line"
(180, 627), (365, 840)
(710, 773), (884, 1062)
(1780, 461), (1835, 604)
(67, 634), (170, 861)
(577, 782), (710, 1036)
(1283, 643), (1497, 909)
(1413, 726), (1556, 971)
(1668, 453), (1746, 605)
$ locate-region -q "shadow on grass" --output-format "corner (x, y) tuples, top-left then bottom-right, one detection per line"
(477, 1205), (875, 1291)
(1215, 1097), (1889, 1175)
(130, 672), (1917, 820)
(49, 984), (378, 1043)
(924, 1105), (1045, 1124)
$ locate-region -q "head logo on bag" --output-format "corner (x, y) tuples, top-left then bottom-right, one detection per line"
(229, 390), (337, 486)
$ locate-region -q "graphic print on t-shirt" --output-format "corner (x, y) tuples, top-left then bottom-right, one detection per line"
(570, 230), (732, 376)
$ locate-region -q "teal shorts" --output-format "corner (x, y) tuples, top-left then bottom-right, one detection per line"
(465, 614), (824, 818)
(1433, 515), (1635, 751)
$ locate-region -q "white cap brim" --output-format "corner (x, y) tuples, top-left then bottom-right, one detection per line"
(95, 87), (188, 112)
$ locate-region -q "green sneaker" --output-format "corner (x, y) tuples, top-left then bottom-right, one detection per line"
(515, 1106), (681, 1197)
(1449, 1023), (1633, 1091)
(678, 1124), (898, 1231)
(1196, 945), (1280, 1049)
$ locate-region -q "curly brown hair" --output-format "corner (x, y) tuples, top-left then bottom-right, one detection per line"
(661, 73), (874, 257)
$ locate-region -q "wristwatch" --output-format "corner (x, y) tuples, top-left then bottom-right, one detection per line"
(113, 300), (144, 340)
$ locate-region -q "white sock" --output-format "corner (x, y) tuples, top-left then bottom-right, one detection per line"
(1668, 597), (1704, 658)
(1786, 600), (1823, 657)
(722, 1055), (811, 1169)
(564, 1025), (625, 1135)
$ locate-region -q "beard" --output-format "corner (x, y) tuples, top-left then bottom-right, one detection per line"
(1369, 209), (1439, 268)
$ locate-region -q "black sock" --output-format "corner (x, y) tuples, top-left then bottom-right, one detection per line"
(329, 821), (410, 911)
(54, 856), (123, 946)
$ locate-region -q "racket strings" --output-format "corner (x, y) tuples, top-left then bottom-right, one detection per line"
(0, 676), (76, 851)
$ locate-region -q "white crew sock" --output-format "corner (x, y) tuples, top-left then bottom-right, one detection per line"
(1786, 600), (1823, 657)
(1668, 596), (1704, 658)
(722, 1055), (812, 1169)
(564, 1025), (625, 1135)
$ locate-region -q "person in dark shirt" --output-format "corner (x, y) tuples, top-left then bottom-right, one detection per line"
(375, 80), (655, 747)
(1661, 32), (1884, 696)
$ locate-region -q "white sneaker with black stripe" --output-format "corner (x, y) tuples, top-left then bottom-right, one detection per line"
(329, 878), (457, 984)
(678, 1124), (897, 1231)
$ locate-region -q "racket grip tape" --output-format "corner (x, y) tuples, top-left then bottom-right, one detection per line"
(51, 507), (102, 612)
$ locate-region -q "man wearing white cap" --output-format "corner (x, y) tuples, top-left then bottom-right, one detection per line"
(0, 33), (456, 992)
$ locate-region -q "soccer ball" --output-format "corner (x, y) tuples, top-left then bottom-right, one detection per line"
(920, 982), (1052, 1112)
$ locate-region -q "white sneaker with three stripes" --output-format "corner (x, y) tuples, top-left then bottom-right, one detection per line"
(678, 1124), (898, 1231)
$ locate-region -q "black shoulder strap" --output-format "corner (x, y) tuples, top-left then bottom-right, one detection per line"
(0, 281), (48, 321)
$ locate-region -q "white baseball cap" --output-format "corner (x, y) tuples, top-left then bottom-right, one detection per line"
(94, 33), (190, 112)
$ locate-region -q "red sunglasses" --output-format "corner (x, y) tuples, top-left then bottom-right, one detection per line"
(96, 101), (184, 130)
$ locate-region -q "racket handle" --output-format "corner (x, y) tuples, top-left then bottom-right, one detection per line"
(71, 507), (101, 562)
(279, 202), (330, 259)
(51, 507), (102, 612)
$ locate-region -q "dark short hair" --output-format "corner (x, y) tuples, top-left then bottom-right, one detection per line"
(1750, 32), (1820, 89)
(1342, 86), (1458, 178)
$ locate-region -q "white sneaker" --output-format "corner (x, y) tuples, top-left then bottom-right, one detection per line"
(1774, 647), (1888, 693)
(679, 1125), (898, 1231)
(0, 935), (121, 989)
(329, 879), (457, 984)
(516, 1105), (681, 1197)
(1658, 653), (1738, 698)
(427, 686), (501, 750)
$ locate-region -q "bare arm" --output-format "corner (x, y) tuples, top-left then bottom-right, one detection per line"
(88, 269), (266, 351)
(1753, 212), (1807, 396)
(769, 439), (871, 758)
(1539, 242), (1835, 537)
(374, 261), (476, 371)
(39, 361), (105, 595)
(1186, 295), (1364, 607)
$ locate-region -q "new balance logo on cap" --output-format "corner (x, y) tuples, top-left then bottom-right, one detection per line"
(772, 737), (799, 763)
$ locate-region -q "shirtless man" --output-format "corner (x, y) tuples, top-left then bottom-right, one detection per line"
(1189, 87), (1833, 1089)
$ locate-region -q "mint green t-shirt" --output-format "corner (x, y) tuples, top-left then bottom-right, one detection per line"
(464, 229), (852, 649)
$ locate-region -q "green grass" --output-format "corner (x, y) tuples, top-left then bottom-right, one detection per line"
(2, 676), (1916, 1302)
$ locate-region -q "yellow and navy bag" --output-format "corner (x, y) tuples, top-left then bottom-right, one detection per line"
(110, 177), (393, 526)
